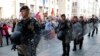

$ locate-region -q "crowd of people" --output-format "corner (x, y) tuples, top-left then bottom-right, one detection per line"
(51, 14), (99, 56)
(0, 19), (18, 47)
(0, 6), (100, 56)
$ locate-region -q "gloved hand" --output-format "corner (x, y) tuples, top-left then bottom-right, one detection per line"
(11, 45), (17, 51)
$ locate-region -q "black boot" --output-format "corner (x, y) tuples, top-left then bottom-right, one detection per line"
(88, 33), (90, 37)
(73, 39), (77, 51)
(62, 54), (69, 56)
(96, 27), (98, 34)
(62, 42), (70, 56)
(91, 28), (95, 37)
(1, 44), (2, 47)
(0, 43), (2, 47)
(18, 53), (24, 56)
(79, 43), (82, 50)
(73, 48), (76, 51)
(79, 37), (83, 50)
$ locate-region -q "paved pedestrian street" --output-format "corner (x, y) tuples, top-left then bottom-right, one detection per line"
(0, 25), (100, 56)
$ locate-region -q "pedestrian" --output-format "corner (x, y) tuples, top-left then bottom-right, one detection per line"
(2, 23), (10, 45)
(78, 16), (86, 50)
(88, 15), (98, 37)
(91, 16), (99, 36)
(12, 19), (16, 32)
(44, 16), (54, 40)
(57, 14), (71, 56)
(11, 6), (41, 56)
(71, 16), (83, 51)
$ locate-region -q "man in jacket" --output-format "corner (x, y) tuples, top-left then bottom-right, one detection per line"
(58, 14), (71, 56)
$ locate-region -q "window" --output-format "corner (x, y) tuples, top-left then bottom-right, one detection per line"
(75, 2), (77, 6)
(72, 2), (74, 6)
(20, 3), (25, 8)
(72, 8), (77, 13)
(30, 5), (34, 13)
(39, 6), (43, 12)
(45, 7), (48, 11)
(72, 2), (77, 7)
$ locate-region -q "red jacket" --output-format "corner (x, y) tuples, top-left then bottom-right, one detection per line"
(3, 25), (9, 36)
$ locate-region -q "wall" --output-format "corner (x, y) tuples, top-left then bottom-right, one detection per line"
(0, 0), (14, 18)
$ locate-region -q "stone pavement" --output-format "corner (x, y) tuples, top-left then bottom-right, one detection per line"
(0, 24), (100, 56)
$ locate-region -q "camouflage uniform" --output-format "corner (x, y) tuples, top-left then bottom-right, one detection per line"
(14, 17), (41, 56)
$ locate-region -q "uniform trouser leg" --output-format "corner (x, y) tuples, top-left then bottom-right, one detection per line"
(34, 35), (41, 48)
(66, 43), (70, 56)
(62, 42), (70, 56)
(5, 36), (9, 45)
(92, 28), (95, 37)
(32, 35), (41, 56)
(92, 27), (98, 36)
(73, 39), (77, 51)
(0, 37), (2, 46)
(79, 37), (83, 49)
(96, 27), (98, 34)
(88, 32), (91, 37)
(0, 41), (2, 47)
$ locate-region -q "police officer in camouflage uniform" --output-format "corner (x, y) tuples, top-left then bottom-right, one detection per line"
(88, 15), (98, 37)
(11, 6), (41, 56)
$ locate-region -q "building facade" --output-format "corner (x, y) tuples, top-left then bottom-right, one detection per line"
(58, 0), (72, 18)
(0, 0), (58, 19)
(0, 0), (14, 18)
(58, 0), (100, 18)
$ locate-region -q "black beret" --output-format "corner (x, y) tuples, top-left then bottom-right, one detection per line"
(20, 6), (30, 12)
(61, 14), (66, 17)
